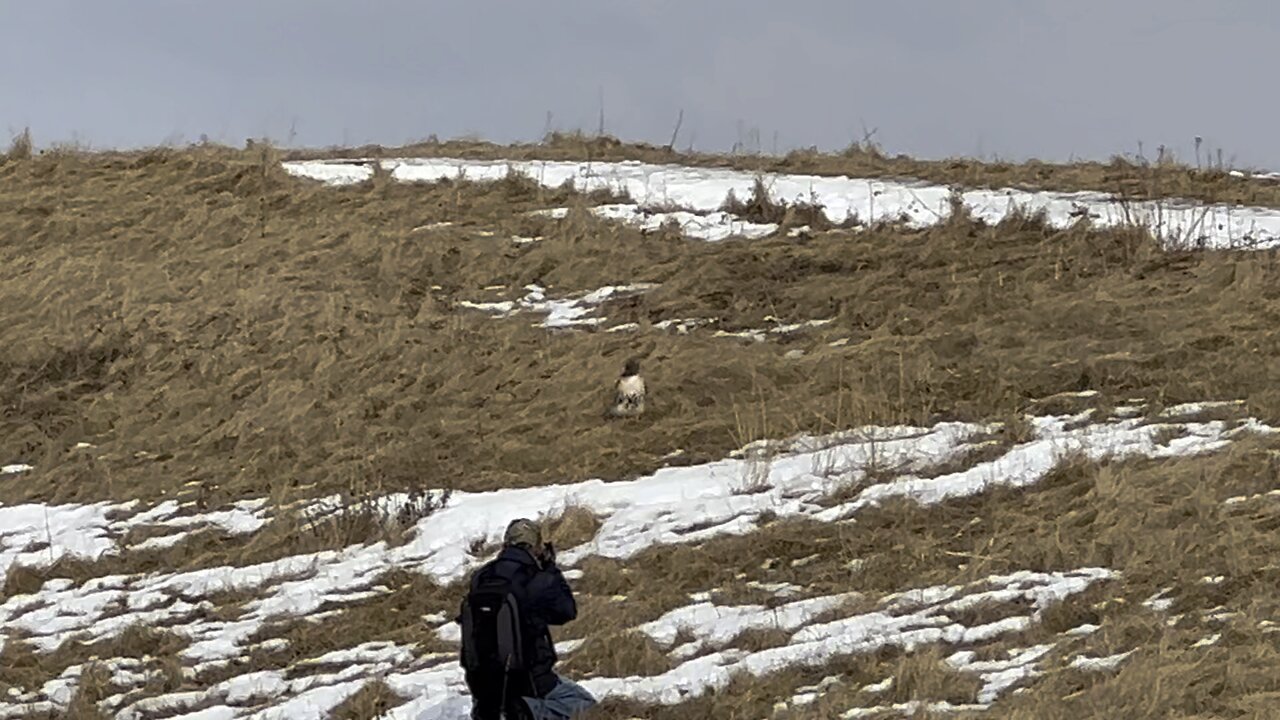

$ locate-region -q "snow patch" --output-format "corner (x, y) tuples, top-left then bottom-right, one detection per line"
(1070, 650), (1134, 672)
(457, 283), (656, 328)
(283, 158), (1280, 250)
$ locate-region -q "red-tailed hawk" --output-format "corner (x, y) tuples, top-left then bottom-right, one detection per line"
(605, 358), (646, 419)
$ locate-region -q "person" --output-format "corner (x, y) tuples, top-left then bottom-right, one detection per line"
(458, 518), (598, 720)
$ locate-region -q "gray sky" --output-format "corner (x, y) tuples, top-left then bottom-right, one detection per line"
(3, 1), (1277, 168)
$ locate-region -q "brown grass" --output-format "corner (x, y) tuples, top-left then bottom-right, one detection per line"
(560, 631), (673, 679)
(719, 175), (844, 230)
(578, 647), (986, 720)
(543, 503), (603, 550)
(329, 679), (407, 720)
(58, 663), (113, 720)
(882, 647), (984, 705)
(723, 626), (793, 653)
(5, 145), (1280, 521)
(3, 128), (34, 163)
(7, 142), (1280, 716)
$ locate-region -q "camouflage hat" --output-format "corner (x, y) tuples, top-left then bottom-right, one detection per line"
(503, 518), (543, 549)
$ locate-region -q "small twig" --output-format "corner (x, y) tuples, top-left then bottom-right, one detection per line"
(597, 86), (606, 137)
(943, 549), (999, 563)
(44, 507), (55, 565)
(665, 109), (684, 152)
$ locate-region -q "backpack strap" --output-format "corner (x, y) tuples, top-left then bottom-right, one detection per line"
(496, 591), (524, 671)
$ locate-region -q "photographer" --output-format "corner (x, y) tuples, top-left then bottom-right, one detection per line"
(458, 518), (597, 720)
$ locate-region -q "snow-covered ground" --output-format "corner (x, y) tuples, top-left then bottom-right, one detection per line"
(282, 158), (1280, 249)
(456, 282), (656, 329)
(0, 402), (1270, 718)
(1230, 169), (1280, 182)
(533, 204), (778, 242)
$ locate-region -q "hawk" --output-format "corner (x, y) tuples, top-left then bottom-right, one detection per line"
(605, 358), (646, 419)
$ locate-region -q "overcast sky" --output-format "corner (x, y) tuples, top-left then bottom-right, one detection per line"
(3, 1), (1277, 168)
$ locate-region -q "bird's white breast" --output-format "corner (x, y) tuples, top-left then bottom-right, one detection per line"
(617, 375), (645, 398)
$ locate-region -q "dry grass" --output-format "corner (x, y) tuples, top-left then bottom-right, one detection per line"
(722, 626), (793, 653)
(578, 647), (986, 720)
(882, 647), (985, 706)
(3, 128), (34, 163)
(329, 679), (407, 720)
(57, 664), (113, 720)
(0, 626), (186, 713)
(7, 141), (1280, 716)
(543, 503), (603, 550)
(719, 175), (844, 230)
(6, 145), (1280, 521)
(560, 630), (673, 679)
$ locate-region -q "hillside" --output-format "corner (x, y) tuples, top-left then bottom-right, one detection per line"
(3, 139), (1280, 719)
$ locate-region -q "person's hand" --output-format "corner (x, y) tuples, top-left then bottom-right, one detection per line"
(541, 542), (557, 567)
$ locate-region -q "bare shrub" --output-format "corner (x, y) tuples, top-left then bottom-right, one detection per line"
(4, 127), (32, 162)
(544, 503), (603, 549)
(330, 679), (407, 719)
(302, 485), (452, 548)
(719, 176), (835, 229)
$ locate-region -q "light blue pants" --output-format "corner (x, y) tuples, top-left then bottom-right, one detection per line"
(521, 675), (598, 719)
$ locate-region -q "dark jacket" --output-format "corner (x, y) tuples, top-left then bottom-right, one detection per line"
(463, 545), (578, 701)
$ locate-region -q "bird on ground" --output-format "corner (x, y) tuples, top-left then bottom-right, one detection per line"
(605, 358), (646, 419)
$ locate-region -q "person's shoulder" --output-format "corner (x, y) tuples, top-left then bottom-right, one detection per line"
(467, 556), (503, 583)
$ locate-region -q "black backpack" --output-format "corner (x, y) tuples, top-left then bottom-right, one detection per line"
(460, 568), (530, 686)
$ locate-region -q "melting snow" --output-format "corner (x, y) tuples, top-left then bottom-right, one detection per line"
(1191, 633), (1222, 648)
(639, 593), (855, 657)
(1230, 169), (1280, 182)
(1070, 650), (1134, 672)
(1143, 588), (1176, 613)
(947, 644), (1055, 703)
(843, 701), (990, 717)
(283, 158), (1280, 249)
(590, 203), (777, 241)
(457, 283), (656, 328)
